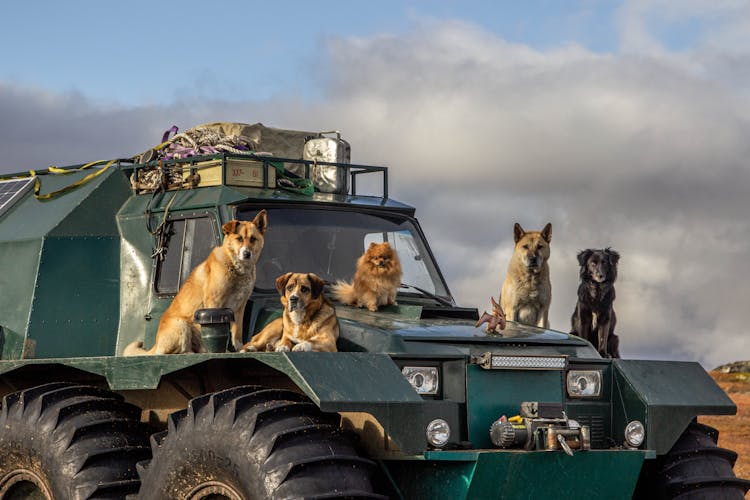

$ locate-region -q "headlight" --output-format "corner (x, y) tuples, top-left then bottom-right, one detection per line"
(624, 420), (645, 448)
(426, 418), (450, 447)
(566, 370), (602, 398)
(402, 366), (439, 395)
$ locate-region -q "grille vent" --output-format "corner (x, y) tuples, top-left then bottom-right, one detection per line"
(575, 414), (606, 448)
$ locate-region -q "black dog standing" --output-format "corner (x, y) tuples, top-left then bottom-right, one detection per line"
(570, 248), (621, 358)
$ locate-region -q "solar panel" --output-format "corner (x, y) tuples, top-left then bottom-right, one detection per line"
(0, 177), (35, 218)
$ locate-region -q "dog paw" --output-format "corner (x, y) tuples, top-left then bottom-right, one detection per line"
(292, 341), (313, 352)
(240, 345), (257, 353)
(275, 344), (291, 353)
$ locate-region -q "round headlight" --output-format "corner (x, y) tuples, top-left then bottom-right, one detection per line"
(624, 420), (645, 448)
(426, 419), (450, 447)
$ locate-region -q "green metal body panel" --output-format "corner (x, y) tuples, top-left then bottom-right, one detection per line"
(30, 236), (120, 357)
(385, 449), (647, 500)
(0, 168), (130, 359)
(613, 359), (736, 454)
(0, 351), (416, 396)
(466, 365), (563, 449)
(0, 239), (40, 358)
(116, 210), (163, 355)
(116, 184), (415, 219)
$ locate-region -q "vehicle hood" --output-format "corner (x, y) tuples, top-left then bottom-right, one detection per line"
(335, 304), (598, 357)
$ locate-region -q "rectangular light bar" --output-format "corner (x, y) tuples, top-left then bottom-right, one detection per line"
(480, 354), (567, 370)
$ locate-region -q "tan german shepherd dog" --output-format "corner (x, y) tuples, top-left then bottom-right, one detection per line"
(501, 223), (552, 328)
(124, 211), (268, 355)
(241, 272), (339, 352)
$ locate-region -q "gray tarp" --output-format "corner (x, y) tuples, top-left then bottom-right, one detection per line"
(197, 122), (316, 160)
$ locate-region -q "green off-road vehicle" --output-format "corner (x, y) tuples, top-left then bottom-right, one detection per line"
(0, 125), (748, 499)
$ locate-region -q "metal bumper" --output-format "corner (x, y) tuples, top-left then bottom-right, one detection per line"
(382, 449), (649, 500)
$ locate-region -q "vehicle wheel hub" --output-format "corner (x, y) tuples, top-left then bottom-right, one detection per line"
(0, 469), (53, 500)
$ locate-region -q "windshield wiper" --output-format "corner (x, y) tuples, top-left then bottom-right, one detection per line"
(399, 283), (455, 307)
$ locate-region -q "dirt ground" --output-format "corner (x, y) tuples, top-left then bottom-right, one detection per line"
(700, 371), (750, 487)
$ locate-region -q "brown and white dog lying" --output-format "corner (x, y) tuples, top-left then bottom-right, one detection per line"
(124, 211), (267, 355)
(241, 272), (339, 353)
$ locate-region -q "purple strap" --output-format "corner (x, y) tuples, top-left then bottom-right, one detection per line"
(161, 125), (179, 143)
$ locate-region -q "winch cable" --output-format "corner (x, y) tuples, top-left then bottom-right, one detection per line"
(146, 189), (178, 262)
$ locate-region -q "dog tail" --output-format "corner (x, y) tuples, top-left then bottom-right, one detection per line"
(331, 280), (357, 305)
(123, 340), (151, 356)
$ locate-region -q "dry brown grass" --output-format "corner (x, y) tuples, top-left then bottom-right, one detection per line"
(700, 371), (750, 488)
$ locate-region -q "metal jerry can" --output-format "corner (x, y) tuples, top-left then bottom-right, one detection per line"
(303, 131), (351, 194)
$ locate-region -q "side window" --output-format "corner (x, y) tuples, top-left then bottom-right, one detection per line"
(154, 216), (218, 295)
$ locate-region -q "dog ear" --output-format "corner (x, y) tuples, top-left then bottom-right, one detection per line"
(513, 223), (525, 243)
(605, 248), (620, 265)
(577, 249), (593, 266)
(252, 210), (268, 235)
(222, 220), (239, 235)
(307, 273), (325, 298)
(275, 272), (293, 295)
(541, 223), (552, 243)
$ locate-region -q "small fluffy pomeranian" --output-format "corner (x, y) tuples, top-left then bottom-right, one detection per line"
(333, 242), (402, 311)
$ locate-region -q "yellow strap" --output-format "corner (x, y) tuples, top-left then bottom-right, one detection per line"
(31, 160), (116, 200)
(152, 139), (172, 151)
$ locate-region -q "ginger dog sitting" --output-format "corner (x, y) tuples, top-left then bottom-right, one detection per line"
(124, 211), (267, 355)
(333, 242), (402, 311)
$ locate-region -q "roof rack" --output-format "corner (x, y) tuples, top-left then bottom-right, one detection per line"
(124, 153), (388, 199)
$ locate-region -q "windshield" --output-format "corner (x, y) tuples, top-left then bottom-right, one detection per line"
(237, 207), (450, 300)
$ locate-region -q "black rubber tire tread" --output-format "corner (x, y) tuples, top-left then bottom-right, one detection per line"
(136, 385), (385, 500)
(633, 422), (750, 499)
(0, 382), (151, 500)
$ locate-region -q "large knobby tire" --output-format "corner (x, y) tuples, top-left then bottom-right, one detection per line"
(136, 385), (385, 500)
(0, 382), (152, 500)
(633, 421), (750, 499)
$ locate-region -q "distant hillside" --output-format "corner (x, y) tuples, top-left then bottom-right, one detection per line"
(715, 361), (750, 374)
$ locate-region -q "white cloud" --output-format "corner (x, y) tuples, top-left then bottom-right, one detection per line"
(319, 20), (750, 368)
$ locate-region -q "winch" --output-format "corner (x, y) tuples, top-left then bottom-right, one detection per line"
(489, 402), (591, 456)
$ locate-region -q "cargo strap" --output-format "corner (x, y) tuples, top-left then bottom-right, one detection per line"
(136, 125), (257, 163)
(27, 160), (116, 201)
(272, 160), (314, 196)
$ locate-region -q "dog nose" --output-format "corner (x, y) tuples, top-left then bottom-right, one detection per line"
(289, 295), (299, 304)
(241, 248), (253, 259)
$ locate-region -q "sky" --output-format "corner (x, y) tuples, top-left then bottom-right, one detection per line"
(2, 0), (750, 369)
